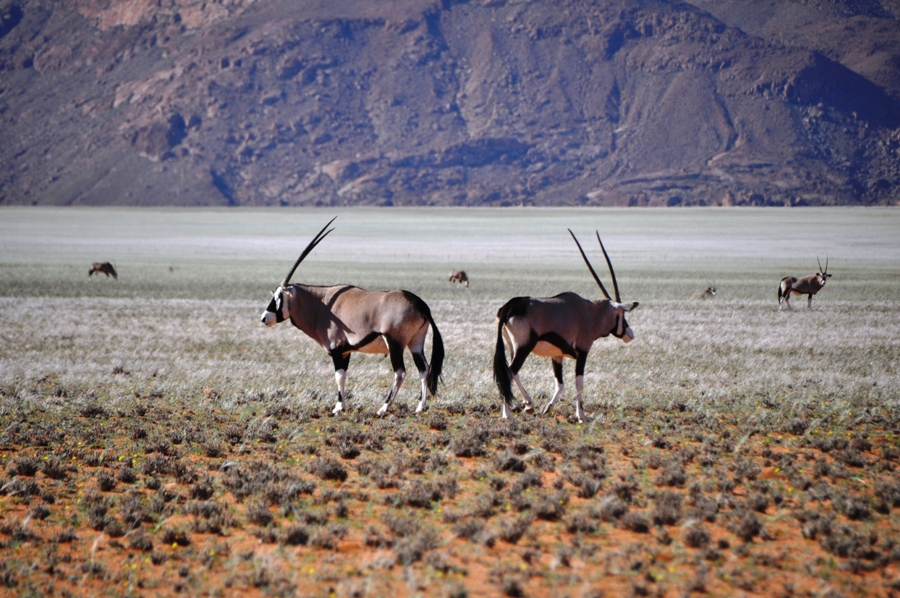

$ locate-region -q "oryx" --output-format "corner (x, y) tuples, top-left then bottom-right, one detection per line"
(778, 257), (831, 311)
(690, 281), (716, 300)
(89, 262), (117, 279)
(448, 270), (469, 287)
(260, 218), (444, 416)
(493, 230), (638, 422)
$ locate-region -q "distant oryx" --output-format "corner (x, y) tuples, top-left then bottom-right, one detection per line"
(448, 270), (469, 287)
(690, 281), (716, 300)
(88, 262), (117, 279)
(493, 230), (638, 422)
(778, 257), (831, 311)
(260, 218), (444, 416)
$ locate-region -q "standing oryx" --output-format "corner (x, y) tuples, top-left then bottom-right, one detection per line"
(89, 262), (118, 279)
(493, 230), (638, 423)
(778, 257), (831, 311)
(448, 270), (469, 287)
(690, 282), (716, 300)
(260, 218), (444, 416)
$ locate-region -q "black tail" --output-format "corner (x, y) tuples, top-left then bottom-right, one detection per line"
(427, 315), (444, 396)
(493, 316), (515, 405)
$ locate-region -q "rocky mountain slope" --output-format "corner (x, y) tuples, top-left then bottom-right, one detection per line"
(1, 0), (899, 207)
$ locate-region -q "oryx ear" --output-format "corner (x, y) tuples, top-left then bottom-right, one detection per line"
(613, 301), (639, 312)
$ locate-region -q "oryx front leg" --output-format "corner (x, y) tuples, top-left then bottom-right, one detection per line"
(807, 294), (813, 310)
(573, 352), (588, 423)
(377, 339), (406, 417)
(331, 352), (350, 415)
(541, 358), (565, 415)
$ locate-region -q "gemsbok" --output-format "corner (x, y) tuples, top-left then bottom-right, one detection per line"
(690, 282), (716, 300)
(778, 257), (831, 311)
(260, 218), (444, 416)
(449, 270), (469, 287)
(493, 230), (638, 422)
(88, 262), (118, 279)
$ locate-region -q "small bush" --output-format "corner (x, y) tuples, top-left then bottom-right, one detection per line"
(8, 457), (40, 477)
(308, 457), (348, 482)
(683, 526), (711, 549)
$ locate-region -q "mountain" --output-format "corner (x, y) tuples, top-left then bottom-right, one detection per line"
(1, 0), (899, 207)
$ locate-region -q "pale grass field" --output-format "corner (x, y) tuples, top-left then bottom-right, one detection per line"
(1, 207), (898, 425)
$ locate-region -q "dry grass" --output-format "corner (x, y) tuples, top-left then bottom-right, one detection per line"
(0, 207), (899, 596)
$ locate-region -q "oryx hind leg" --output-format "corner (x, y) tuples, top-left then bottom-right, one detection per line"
(509, 342), (536, 416)
(377, 338), (406, 417)
(411, 351), (429, 414)
(806, 294), (813, 310)
(541, 358), (565, 416)
(330, 352), (351, 415)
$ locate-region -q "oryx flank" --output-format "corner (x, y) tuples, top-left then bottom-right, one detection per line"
(779, 257), (831, 311)
(493, 230), (638, 423)
(260, 218), (444, 416)
(89, 262), (117, 279)
(449, 270), (469, 287)
(690, 281), (716, 300)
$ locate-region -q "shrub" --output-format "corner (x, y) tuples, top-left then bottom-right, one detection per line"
(308, 457), (348, 482)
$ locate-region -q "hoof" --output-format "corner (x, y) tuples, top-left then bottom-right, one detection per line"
(523, 406), (535, 415)
(415, 404), (427, 414)
(332, 405), (344, 415)
(541, 404), (553, 416)
(376, 404), (389, 417)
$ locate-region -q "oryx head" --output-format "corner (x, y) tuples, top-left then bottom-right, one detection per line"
(816, 256), (832, 286)
(260, 217), (336, 327)
(569, 229), (639, 343)
(708, 281), (717, 296)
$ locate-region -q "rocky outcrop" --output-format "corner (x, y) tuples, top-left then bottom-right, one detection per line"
(0, 0), (898, 207)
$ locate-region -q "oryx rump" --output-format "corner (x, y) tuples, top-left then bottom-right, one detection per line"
(779, 257), (831, 310)
(261, 218), (444, 416)
(493, 230), (638, 422)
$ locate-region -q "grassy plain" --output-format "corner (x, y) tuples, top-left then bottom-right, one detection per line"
(0, 207), (899, 597)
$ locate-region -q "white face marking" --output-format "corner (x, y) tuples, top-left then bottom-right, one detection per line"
(622, 326), (634, 343)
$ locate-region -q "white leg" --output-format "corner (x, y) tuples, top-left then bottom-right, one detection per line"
(542, 380), (566, 415)
(415, 369), (428, 414)
(574, 375), (586, 423)
(333, 369), (347, 414)
(501, 398), (513, 419)
(377, 369), (405, 416)
(512, 374), (534, 414)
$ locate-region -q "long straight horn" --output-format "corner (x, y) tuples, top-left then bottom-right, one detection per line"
(595, 231), (621, 303)
(824, 256), (828, 275)
(281, 216), (337, 287)
(568, 229), (611, 300)
(817, 255), (824, 274)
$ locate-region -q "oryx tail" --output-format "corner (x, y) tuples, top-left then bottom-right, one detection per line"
(493, 300), (518, 405)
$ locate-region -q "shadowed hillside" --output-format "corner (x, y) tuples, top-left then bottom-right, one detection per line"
(1, 0), (899, 207)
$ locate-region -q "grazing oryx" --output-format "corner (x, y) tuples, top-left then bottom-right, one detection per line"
(779, 257), (831, 311)
(260, 218), (444, 416)
(88, 262), (118, 279)
(493, 230), (638, 423)
(690, 281), (716, 300)
(449, 270), (469, 287)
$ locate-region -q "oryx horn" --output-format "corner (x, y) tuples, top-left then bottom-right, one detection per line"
(568, 229), (612, 301)
(595, 231), (622, 303)
(281, 216), (337, 288)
